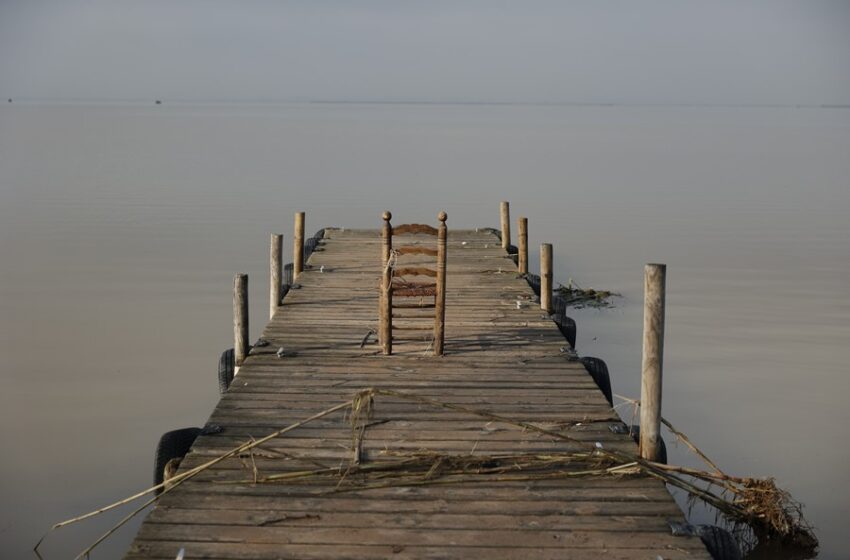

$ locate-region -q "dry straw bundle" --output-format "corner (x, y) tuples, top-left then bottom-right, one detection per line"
(36, 388), (817, 559)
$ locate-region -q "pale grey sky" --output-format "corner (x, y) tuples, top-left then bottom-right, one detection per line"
(1, 0), (848, 105)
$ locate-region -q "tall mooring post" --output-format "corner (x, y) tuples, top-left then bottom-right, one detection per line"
(293, 211), (305, 280)
(640, 263), (666, 462)
(233, 273), (249, 367)
(500, 201), (511, 251)
(270, 234), (283, 319)
(380, 211), (393, 355)
(540, 243), (553, 314)
(517, 217), (528, 274)
(433, 211), (448, 356)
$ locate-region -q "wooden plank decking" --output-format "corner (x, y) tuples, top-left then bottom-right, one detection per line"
(126, 227), (709, 559)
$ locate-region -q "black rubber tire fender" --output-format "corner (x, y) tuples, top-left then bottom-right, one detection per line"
(557, 315), (577, 349)
(218, 348), (235, 394)
(153, 427), (201, 493)
(551, 295), (567, 319)
(696, 525), (742, 560)
(579, 357), (613, 406)
(525, 273), (541, 296)
(506, 244), (519, 266)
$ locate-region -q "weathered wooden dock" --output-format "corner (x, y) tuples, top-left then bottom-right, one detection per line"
(126, 221), (710, 559)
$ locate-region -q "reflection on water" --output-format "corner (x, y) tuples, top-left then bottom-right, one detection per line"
(0, 103), (848, 558)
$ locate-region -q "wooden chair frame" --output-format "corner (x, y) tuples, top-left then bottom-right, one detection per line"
(379, 211), (447, 356)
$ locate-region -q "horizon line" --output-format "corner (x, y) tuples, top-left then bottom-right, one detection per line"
(3, 97), (849, 109)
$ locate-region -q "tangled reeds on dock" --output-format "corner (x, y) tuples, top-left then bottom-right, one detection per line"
(36, 205), (817, 559)
(233, 389), (817, 549)
(37, 388), (815, 559)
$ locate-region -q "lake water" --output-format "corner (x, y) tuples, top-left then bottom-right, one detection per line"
(0, 102), (848, 558)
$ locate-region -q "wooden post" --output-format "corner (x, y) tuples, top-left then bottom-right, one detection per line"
(269, 234), (282, 319)
(380, 211), (393, 355)
(500, 201), (511, 250)
(233, 273), (249, 367)
(517, 217), (528, 274)
(434, 211), (448, 356)
(640, 263), (666, 462)
(293, 211), (305, 280)
(540, 243), (553, 314)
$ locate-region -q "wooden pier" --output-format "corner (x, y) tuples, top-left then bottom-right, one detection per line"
(126, 220), (710, 559)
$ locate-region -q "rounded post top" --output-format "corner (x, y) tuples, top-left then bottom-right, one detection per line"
(438, 211), (447, 222)
(382, 211), (392, 221)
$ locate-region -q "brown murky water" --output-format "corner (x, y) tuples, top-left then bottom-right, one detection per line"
(1, 103), (848, 558)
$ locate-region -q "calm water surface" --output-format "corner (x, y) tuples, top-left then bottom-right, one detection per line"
(0, 103), (848, 558)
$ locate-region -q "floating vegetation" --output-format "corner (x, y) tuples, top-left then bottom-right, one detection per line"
(613, 395), (818, 555)
(36, 389), (817, 559)
(557, 278), (620, 308)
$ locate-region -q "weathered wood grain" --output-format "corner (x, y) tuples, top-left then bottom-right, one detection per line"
(269, 233), (282, 319)
(640, 263), (666, 462)
(232, 274), (248, 367)
(293, 212), (305, 280)
(126, 228), (707, 560)
(518, 216), (528, 274)
(500, 201), (511, 250)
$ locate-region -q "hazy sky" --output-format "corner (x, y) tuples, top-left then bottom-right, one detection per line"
(1, 0), (848, 105)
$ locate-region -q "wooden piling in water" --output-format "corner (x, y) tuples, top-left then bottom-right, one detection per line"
(433, 211), (448, 356)
(380, 211), (393, 355)
(500, 201), (511, 250)
(640, 263), (666, 462)
(293, 212), (305, 280)
(540, 243), (553, 314)
(518, 217), (528, 274)
(269, 234), (282, 319)
(233, 273), (249, 367)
